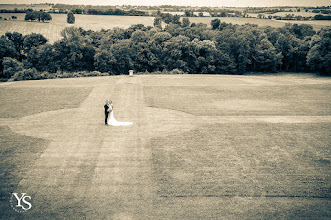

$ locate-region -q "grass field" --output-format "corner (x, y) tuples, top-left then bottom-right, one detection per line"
(247, 11), (321, 18)
(0, 13), (155, 42)
(0, 86), (92, 118)
(0, 74), (330, 219)
(188, 16), (331, 30)
(0, 4), (52, 11)
(0, 13), (330, 43)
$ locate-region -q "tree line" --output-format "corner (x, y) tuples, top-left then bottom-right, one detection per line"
(24, 10), (52, 22)
(0, 19), (330, 81)
(86, 8), (147, 16)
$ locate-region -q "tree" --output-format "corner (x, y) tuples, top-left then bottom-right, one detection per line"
(252, 37), (282, 72)
(61, 26), (82, 42)
(189, 38), (235, 74)
(182, 18), (190, 28)
(25, 11), (36, 21)
(27, 44), (61, 73)
(162, 14), (175, 24)
(214, 50), (236, 74)
(287, 23), (316, 39)
(235, 11), (242, 17)
(148, 31), (172, 71)
(40, 12), (52, 22)
(184, 10), (193, 17)
(274, 33), (296, 71)
(307, 27), (331, 73)
(153, 17), (162, 28)
(67, 12), (75, 24)
(73, 9), (83, 14)
(130, 31), (157, 72)
(94, 40), (133, 74)
(172, 15), (181, 25)
(5, 32), (24, 61)
(10, 68), (39, 81)
(25, 11), (52, 22)
(131, 30), (148, 43)
(0, 36), (18, 75)
(211, 19), (220, 30)
(191, 39), (217, 73)
(51, 27), (95, 72)
(23, 33), (48, 53)
(162, 35), (192, 72)
(124, 24), (149, 39)
(3, 57), (24, 78)
(97, 28), (127, 48)
(274, 25), (312, 72)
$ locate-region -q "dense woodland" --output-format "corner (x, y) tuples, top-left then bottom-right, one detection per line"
(0, 17), (330, 81)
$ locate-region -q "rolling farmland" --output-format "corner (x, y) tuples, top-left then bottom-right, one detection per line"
(0, 13), (330, 43)
(188, 16), (331, 30)
(0, 13), (154, 42)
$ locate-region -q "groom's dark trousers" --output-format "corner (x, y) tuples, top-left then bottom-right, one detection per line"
(105, 112), (109, 124)
(104, 104), (109, 124)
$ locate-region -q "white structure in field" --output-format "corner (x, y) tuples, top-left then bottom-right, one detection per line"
(129, 70), (133, 77)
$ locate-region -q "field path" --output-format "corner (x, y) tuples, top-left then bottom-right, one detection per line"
(12, 76), (156, 219)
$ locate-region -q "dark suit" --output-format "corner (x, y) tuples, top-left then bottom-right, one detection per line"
(104, 104), (109, 124)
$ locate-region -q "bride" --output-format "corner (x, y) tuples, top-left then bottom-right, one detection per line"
(107, 100), (133, 126)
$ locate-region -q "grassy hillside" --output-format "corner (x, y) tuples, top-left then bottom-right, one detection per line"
(1, 74), (330, 219)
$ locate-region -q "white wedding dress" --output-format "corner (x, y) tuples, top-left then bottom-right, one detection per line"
(108, 111), (133, 126)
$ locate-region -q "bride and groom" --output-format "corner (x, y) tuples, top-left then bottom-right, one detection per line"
(104, 100), (133, 126)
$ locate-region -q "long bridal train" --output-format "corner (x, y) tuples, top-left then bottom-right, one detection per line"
(108, 111), (133, 126)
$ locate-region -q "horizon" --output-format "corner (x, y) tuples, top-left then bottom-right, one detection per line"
(0, 0), (330, 7)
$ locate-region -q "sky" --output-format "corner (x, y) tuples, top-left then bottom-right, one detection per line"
(0, 0), (330, 7)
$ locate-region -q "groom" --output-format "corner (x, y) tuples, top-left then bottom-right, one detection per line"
(104, 100), (110, 125)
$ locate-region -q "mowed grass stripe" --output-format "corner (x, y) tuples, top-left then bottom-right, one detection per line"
(0, 87), (93, 118)
(150, 123), (331, 198)
(144, 84), (331, 116)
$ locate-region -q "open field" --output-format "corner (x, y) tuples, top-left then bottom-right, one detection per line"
(188, 16), (331, 30)
(247, 11), (321, 18)
(0, 13), (330, 42)
(0, 13), (155, 42)
(0, 4), (52, 11)
(0, 74), (330, 219)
